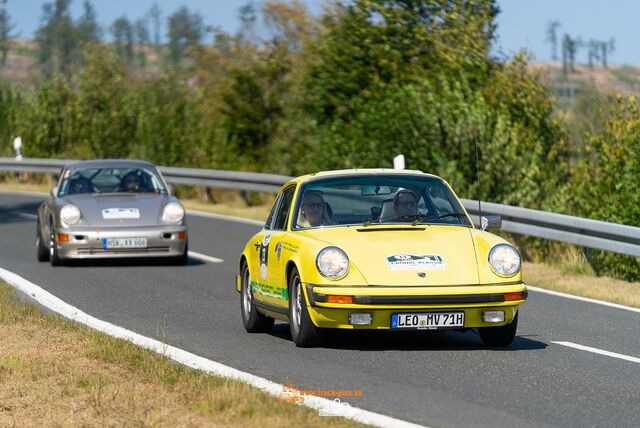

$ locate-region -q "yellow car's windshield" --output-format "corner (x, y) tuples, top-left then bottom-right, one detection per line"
(292, 175), (471, 229)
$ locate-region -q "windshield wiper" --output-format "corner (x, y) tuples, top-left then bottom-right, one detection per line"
(363, 214), (426, 226)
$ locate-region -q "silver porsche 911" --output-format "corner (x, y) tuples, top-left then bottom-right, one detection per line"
(36, 159), (188, 266)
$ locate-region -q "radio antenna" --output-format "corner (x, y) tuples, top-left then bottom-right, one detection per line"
(474, 136), (482, 229)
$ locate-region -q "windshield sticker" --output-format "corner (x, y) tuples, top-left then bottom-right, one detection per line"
(102, 208), (140, 219)
(387, 254), (447, 271)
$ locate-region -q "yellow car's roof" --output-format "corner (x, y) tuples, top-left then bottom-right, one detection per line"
(290, 168), (441, 185)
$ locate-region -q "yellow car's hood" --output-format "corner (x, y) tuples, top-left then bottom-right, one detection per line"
(299, 225), (479, 286)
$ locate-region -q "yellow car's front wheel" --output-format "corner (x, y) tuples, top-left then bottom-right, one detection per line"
(478, 312), (518, 347)
(289, 267), (322, 347)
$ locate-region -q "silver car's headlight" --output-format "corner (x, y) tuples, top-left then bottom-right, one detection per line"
(162, 202), (185, 223)
(60, 204), (81, 226)
(488, 244), (521, 277)
(316, 247), (349, 280)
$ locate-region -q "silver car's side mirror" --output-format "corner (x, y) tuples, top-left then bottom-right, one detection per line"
(481, 215), (502, 231)
(50, 186), (58, 196)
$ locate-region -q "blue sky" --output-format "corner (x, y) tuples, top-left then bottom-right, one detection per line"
(5, 0), (638, 64)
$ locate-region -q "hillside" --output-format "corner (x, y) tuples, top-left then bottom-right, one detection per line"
(530, 62), (640, 107)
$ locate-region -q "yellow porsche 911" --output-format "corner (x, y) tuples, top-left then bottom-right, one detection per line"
(236, 169), (526, 347)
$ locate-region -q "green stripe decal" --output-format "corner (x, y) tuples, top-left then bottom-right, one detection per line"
(250, 280), (289, 301)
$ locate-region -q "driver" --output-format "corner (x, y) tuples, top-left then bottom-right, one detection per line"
(71, 177), (92, 194)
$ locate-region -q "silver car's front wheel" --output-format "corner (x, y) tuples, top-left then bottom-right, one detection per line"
(49, 225), (62, 266)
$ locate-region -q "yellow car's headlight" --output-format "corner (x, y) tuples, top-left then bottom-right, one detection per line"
(162, 202), (185, 223)
(60, 204), (81, 226)
(316, 246), (349, 280)
(488, 244), (521, 277)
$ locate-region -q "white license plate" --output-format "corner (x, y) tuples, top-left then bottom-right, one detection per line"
(102, 237), (147, 249)
(391, 312), (464, 330)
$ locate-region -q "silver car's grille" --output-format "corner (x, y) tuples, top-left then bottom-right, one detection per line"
(77, 246), (171, 254)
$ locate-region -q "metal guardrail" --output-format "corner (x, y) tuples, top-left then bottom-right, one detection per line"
(1, 157), (639, 257)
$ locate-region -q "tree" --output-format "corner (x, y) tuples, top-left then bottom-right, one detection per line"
(76, 1), (101, 47)
(600, 38), (615, 68)
(167, 6), (204, 64)
(587, 39), (600, 68)
(134, 17), (150, 67)
(35, 0), (76, 77)
(148, 2), (162, 47)
(237, 1), (257, 45)
(110, 16), (134, 64)
(545, 20), (561, 62)
(305, 0), (499, 125)
(0, 0), (16, 66)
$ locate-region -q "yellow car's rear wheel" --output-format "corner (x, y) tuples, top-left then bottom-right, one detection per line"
(288, 267), (322, 347)
(240, 263), (274, 333)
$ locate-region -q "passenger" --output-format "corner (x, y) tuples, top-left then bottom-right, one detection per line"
(298, 190), (334, 227)
(121, 172), (142, 192)
(393, 189), (419, 217)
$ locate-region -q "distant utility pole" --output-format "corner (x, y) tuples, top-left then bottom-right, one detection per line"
(545, 20), (561, 62)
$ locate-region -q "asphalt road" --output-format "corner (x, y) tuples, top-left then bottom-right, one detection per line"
(2, 191), (639, 428)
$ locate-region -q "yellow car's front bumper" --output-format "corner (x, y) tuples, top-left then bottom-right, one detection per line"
(305, 283), (527, 330)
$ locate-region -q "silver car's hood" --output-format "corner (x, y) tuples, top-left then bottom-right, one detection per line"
(64, 193), (170, 227)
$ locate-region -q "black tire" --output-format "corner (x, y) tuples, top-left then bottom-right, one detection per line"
(36, 219), (50, 262)
(288, 267), (322, 347)
(171, 241), (189, 265)
(49, 224), (62, 266)
(240, 263), (274, 333)
(478, 312), (518, 347)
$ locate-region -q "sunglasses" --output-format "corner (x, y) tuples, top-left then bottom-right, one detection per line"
(303, 202), (324, 209)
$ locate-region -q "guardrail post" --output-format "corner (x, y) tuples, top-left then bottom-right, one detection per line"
(582, 247), (599, 275)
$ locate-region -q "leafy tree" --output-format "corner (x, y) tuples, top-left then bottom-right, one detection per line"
(0, 0), (16, 66)
(110, 16), (134, 64)
(76, 1), (101, 47)
(305, 0), (498, 125)
(36, 0), (76, 77)
(167, 6), (204, 64)
(134, 17), (150, 67)
(572, 96), (640, 280)
(220, 44), (290, 165)
(148, 2), (162, 47)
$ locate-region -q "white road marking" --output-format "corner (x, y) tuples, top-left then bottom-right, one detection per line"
(552, 341), (640, 364)
(0, 266), (427, 428)
(188, 251), (223, 264)
(187, 209), (264, 226)
(528, 286), (640, 314)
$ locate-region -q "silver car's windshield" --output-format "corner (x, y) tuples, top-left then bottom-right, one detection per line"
(58, 167), (167, 196)
(292, 175), (471, 229)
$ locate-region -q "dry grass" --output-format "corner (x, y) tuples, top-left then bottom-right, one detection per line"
(0, 283), (364, 427)
(523, 261), (640, 307)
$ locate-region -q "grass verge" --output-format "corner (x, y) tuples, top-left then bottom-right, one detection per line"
(0, 281), (363, 427)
